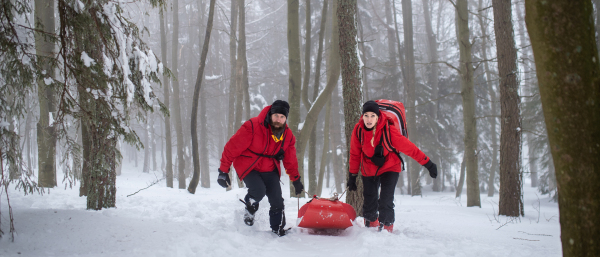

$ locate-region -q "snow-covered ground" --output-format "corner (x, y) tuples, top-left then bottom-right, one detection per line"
(1, 162), (562, 257)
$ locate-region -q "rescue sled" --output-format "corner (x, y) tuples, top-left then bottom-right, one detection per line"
(297, 194), (356, 230)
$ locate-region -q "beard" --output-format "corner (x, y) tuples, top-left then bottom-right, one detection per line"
(270, 121), (285, 135)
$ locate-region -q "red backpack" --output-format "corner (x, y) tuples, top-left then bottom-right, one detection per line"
(356, 99), (408, 170)
(375, 99), (409, 139)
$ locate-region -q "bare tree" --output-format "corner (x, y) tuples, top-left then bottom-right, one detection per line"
(160, 5), (174, 188)
(493, 0), (522, 217)
(35, 0), (57, 188)
(171, 0), (187, 189)
(526, 1), (600, 256)
(337, 0), (364, 214)
(456, 0), (480, 207)
(288, 0), (304, 196)
(477, 0), (499, 197)
(189, 0), (217, 194)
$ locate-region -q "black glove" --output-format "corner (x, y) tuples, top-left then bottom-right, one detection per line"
(217, 169), (231, 188)
(424, 160), (438, 179)
(347, 173), (357, 191)
(292, 177), (304, 196)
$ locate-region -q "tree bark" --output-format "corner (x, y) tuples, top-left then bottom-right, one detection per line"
(456, 0), (480, 207)
(228, 0), (238, 140)
(288, 0), (304, 196)
(160, 6), (174, 188)
(143, 113), (151, 173)
(493, 0), (523, 217)
(188, 0), (216, 194)
(171, 0), (187, 189)
(515, 3), (537, 188)
(456, 154), (466, 198)
(337, 0), (364, 215)
(402, 0), (421, 196)
(35, 0), (57, 188)
(477, 0), (499, 197)
(302, 0), (312, 110)
(525, 1), (600, 256)
(317, 94), (332, 196)
(239, 0), (251, 121)
(422, 0), (441, 192)
(385, 0), (400, 101)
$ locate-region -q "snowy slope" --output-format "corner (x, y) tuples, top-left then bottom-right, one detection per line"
(1, 163), (562, 257)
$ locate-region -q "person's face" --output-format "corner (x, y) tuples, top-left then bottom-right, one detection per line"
(271, 113), (287, 129)
(363, 112), (378, 129)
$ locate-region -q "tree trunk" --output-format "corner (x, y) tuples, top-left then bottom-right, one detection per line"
(493, 0), (523, 217)
(456, 0), (480, 207)
(171, 0), (187, 189)
(160, 6), (174, 188)
(288, 0), (304, 196)
(188, 0), (216, 194)
(35, 0), (57, 188)
(239, 0), (251, 121)
(525, 1), (600, 256)
(402, 0), (421, 196)
(356, 7), (369, 102)
(456, 154), (466, 198)
(515, 3), (537, 188)
(225, 0), (239, 191)
(308, 0), (329, 196)
(422, 0), (441, 192)
(337, 0), (364, 215)
(385, 0), (400, 101)
(228, 0), (238, 141)
(151, 113), (157, 172)
(302, 0), (312, 111)
(233, 0), (246, 189)
(477, 0), (499, 197)
(143, 113), (151, 173)
(317, 95), (332, 196)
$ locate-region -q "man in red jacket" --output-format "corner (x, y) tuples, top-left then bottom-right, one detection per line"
(217, 100), (304, 236)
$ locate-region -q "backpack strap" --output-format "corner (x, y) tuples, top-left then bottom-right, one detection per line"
(383, 123), (406, 171)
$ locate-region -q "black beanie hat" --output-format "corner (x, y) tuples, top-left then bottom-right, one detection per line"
(270, 100), (290, 118)
(362, 100), (380, 116)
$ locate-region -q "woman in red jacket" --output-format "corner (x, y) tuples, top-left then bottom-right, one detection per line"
(347, 101), (437, 232)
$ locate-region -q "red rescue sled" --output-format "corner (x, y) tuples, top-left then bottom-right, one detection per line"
(297, 195), (356, 230)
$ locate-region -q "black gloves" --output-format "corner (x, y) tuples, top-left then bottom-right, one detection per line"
(217, 169), (231, 188)
(347, 173), (357, 191)
(424, 160), (438, 179)
(292, 177), (304, 195)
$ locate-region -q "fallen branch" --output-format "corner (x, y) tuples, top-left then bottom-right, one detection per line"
(513, 237), (540, 242)
(496, 216), (518, 230)
(127, 177), (165, 197)
(518, 231), (552, 237)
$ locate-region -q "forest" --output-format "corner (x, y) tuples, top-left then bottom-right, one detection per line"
(0, 0), (598, 256)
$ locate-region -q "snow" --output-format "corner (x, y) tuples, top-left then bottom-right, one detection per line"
(81, 51), (96, 67)
(44, 77), (53, 85)
(1, 162), (562, 257)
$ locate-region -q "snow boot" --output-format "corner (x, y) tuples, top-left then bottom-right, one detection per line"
(240, 199), (259, 226)
(365, 218), (380, 228)
(272, 227), (288, 237)
(383, 224), (393, 233)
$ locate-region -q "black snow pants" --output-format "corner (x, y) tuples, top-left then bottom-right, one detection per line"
(243, 170), (285, 231)
(362, 171), (399, 226)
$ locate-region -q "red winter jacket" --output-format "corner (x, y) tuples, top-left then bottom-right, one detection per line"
(219, 105), (300, 181)
(349, 112), (430, 177)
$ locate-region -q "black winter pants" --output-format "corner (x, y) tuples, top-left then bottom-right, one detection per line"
(243, 170), (285, 231)
(362, 171), (399, 226)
